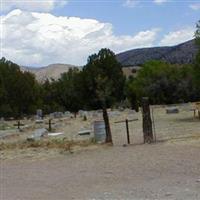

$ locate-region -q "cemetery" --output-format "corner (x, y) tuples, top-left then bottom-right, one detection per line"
(0, 101), (200, 159)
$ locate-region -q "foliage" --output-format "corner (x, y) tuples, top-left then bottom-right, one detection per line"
(56, 68), (83, 113)
(194, 20), (200, 91)
(82, 48), (125, 109)
(126, 60), (199, 104)
(0, 57), (40, 117)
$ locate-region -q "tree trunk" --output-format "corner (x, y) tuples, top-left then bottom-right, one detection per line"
(102, 107), (113, 144)
(141, 97), (153, 143)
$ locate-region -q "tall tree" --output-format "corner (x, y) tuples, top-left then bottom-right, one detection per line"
(194, 20), (200, 98)
(56, 68), (83, 115)
(0, 57), (40, 117)
(127, 60), (198, 105)
(195, 20), (200, 65)
(83, 49), (125, 143)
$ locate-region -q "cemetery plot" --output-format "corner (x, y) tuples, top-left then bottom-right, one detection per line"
(0, 103), (200, 152)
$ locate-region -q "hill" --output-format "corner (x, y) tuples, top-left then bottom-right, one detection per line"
(116, 39), (198, 66)
(21, 64), (79, 82)
(21, 40), (198, 81)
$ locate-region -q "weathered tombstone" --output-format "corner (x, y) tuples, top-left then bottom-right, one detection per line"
(141, 97), (153, 143)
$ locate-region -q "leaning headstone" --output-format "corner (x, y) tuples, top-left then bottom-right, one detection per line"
(166, 107), (179, 114)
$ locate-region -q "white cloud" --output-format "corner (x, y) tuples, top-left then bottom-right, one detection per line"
(159, 27), (195, 46)
(123, 0), (168, 8)
(190, 3), (200, 11)
(123, 0), (140, 8)
(1, 0), (68, 12)
(1, 9), (159, 66)
(153, 0), (168, 4)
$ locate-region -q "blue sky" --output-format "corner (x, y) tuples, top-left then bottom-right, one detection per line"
(55, 0), (199, 36)
(1, 0), (200, 66)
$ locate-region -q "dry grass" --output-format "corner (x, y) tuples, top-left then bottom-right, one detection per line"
(0, 137), (95, 152)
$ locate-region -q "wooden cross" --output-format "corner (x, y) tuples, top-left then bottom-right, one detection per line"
(45, 119), (55, 132)
(115, 118), (138, 144)
(14, 120), (24, 130)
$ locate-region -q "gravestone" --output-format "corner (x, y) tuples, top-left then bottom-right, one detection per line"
(64, 111), (71, 117)
(27, 128), (48, 141)
(166, 107), (179, 114)
(50, 112), (63, 118)
(36, 109), (43, 120)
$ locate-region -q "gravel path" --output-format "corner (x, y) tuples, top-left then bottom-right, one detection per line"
(1, 139), (200, 200)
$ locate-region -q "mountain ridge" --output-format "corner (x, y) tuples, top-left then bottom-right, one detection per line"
(116, 39), (198, 66)
(21, 39), (198, 81)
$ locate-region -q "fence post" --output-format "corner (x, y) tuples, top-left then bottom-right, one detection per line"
(125, 119), (130, 144)
(48, 119), (52, 132)
(141, 97), (153, 143)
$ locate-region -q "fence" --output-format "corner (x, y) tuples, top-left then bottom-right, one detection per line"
(151, 103), (200, 142)
(110, 103), (200, 145)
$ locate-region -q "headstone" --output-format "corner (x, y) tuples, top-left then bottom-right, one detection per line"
(27, 128), (48, 141)
(64, 111), (71, 117)
(79, 110), (88, 118)
(35, 119), (44, 124)
(50, 112), (63, 118)
(36, 109), (43, 120)
(78, 130), (91, 136)
(48, 132), (63, 137)
(166, 107), (179, 114)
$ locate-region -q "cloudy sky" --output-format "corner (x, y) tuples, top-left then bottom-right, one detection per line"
(0, 0), (199, 67)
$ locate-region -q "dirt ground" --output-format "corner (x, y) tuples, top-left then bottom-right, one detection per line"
(1, 104), (200, 200)
(0, 138), (200, 200)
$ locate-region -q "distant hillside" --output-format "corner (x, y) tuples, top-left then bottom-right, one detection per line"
(21, 40), (199, 81)
(21, 64), (79, 82)
(116, 39), (198, 66)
